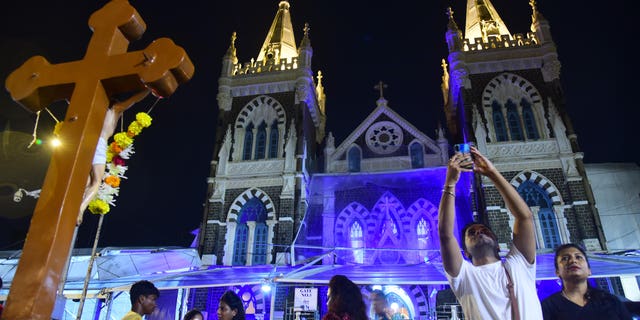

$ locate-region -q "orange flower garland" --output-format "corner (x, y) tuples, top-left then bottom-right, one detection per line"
(87, 112), (152, 214)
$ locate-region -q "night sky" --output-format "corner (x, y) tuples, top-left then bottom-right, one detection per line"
(0, 0), (634, 250)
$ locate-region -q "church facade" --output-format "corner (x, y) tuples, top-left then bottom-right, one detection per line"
(193, 1), (607, 319)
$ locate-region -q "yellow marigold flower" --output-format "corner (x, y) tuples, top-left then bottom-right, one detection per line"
(88, 199), (110, 215)
(114, 132), (133, 148)
(104, 175), (121, 188)
(136, 112), (152, 128)
(106, 150), (114, 163)
(128, 121), (143, 136)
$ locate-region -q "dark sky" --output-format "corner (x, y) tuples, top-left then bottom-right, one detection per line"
(0, 0), (634, 250)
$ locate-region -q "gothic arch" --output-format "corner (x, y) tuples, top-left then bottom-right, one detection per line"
(227, 188), (276, 221)
(233, 95), (287, 160)
(335, 202), (368, 243)
(234, 95), (286, 129)
(510, 170), (562, 205)
(509, 170), (569, 248)
(481, 73), (547, 142)
(369, 191), (406, 240)
(406, 198), (439, 263)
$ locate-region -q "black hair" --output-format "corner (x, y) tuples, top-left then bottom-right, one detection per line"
(327, 275), (368, 320)
(553, 243), (591, 271)
(220, 290), (246, 320)
(460, 222), (500, 260)
(129, 280), (160, 306)
(183, 309), (203, 320)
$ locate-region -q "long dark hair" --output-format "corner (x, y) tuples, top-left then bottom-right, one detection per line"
(221, 290), (246, 320)
(327, 275), (368, 320)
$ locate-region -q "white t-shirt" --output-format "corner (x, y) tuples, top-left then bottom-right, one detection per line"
(445, 246), (543, 320)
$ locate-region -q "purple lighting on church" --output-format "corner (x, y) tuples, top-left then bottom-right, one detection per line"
(297, 167), (474, 267)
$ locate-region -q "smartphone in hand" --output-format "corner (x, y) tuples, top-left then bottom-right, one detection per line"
(454, 142), (475, 169)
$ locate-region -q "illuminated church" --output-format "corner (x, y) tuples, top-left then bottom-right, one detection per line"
(193, 0), (608, 319)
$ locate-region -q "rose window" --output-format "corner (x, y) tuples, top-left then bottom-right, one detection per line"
(365, 121), (403, 154)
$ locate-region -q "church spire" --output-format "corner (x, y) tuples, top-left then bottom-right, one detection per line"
(257, 1), (298, 64)
(464, 0), (511, 41)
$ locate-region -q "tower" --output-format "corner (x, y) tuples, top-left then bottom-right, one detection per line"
(443, 0), (606, 251)
(199, 0), (325, 268)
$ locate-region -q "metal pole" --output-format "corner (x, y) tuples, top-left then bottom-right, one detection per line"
(76, 214), (105, 319)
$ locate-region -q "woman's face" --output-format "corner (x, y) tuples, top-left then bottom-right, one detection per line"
(189, 314), (204, 320)
(218, 301), (237, 320)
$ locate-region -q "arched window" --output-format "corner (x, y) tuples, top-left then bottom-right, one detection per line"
(243, 123), (254, 160)
(232, 224), (248, 265)
(492, 102), (508, 141)
(236, 197), (269, 265)
(268, 121), (279, 158)
(518, 181), (561, 249)
(417, 217), (429, 248)
(348, 146), (361, 172)
(350, 221), (364, 263)
(521, 99), (539, 140)
(252, 223), (268, 264)
(409, 142), (424, 168)
(506, 100), (524, 141)
(255, 122), (267, 159)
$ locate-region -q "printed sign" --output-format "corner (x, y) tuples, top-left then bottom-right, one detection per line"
(294, 287), (318, 311)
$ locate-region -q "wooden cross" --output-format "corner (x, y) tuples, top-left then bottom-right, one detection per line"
(374, 80), (388, 99)
(2, 1), (194, 318)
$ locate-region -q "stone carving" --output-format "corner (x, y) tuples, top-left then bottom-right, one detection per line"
(285, 120), (297, 172)
(227, 159), (285, 176)
(216, 125), (232, 175)
(549, 104), (571, 152)
(487, 140), (558, 158)
(216, 88), (232, 111)
(473, 106), (488, 152)
(541, 58), (561, 82)
(365, 121), (403, 154)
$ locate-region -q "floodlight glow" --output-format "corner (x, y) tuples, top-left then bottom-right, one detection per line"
(261, 283), (272, 293)
(51, 138), (62, 147)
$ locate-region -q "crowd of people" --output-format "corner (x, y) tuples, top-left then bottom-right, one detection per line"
(113, 148), (633, 320)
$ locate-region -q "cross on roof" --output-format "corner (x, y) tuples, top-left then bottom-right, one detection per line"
(374, 81), (388, 99)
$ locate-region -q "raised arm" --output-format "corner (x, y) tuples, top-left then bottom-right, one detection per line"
(470, 147), (536, 263)
(78, 89), (150, 222)
(438, 152), (473, 276)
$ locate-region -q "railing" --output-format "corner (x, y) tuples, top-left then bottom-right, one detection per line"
(462, 32), (538, 51)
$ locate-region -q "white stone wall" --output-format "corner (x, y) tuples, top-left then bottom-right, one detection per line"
(585, 163), (640, 251)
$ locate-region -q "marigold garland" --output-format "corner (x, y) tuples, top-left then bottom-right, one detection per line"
(87, 112), (152, 214)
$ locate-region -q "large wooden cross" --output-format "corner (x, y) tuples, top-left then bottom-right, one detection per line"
(2, 1), (194, 318)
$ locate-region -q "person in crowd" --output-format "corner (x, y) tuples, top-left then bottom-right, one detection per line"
(323, 275), (368, 320)
(541, 243), (632, 319)
(438, 146), (542, 319)
(183, 308), (204, 320)
(218, 290), (246, 320)
(370, 289), (391, 320)
(121, 280), (159, 320)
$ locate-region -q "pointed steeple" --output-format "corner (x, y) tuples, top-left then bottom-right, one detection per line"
(445, 7), (464, 52)
(222, 32), (238, 76)
(529, 0), (552, 44)
(297, 23), (313, 69)
(464, 0), (511, 41)
(257, 1), (298, 64)
(316, 70), (326, 115)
